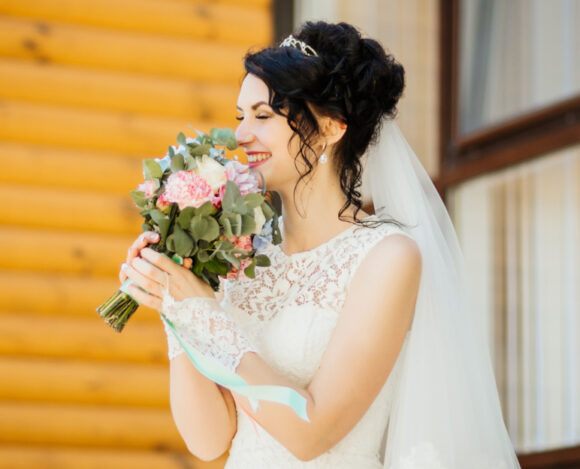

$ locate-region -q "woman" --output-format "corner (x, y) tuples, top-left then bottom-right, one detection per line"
(120, 22), (520, 468)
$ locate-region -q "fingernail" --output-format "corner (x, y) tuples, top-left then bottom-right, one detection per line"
(121, 263), (128, 271)
(151, 233), (159, 240)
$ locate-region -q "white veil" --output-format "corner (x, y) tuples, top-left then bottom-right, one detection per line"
(364, 120), (521, 469)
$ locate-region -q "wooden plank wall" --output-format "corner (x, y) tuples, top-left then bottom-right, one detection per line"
(0, 1), (271, 467)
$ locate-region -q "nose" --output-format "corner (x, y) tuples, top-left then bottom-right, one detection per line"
(235, 118), (254, 148)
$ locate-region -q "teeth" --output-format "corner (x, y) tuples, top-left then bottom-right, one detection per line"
(247, 153), (271, 163)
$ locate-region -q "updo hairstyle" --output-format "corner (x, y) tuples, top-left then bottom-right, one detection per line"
(243, 21), (405, 221)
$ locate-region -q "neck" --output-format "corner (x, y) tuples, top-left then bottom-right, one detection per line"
(275, 167), (366, 255)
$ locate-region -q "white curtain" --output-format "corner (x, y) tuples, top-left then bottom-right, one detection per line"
(449, 145), (580, 453)
(459, 0), (580, 134)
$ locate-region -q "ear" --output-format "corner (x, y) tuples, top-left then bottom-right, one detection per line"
(319, 116), (347, 146)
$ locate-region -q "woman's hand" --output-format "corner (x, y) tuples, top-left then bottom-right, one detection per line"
(119, 232), (213, 311)
(119, 231), (161, 284)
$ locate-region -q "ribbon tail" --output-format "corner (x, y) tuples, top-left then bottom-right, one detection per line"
(161, 315), (310, 422)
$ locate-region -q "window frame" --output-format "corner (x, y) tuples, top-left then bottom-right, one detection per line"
(439, 0), (580, 465)
(438, 0), (580, 191)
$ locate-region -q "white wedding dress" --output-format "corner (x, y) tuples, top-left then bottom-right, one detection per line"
(221, 216), (409, 468)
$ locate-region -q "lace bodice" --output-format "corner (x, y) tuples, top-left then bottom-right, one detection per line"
(221, 217), (410, 468)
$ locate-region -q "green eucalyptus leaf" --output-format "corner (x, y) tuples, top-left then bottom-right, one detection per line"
(185, 154), (196, 170)
(209, 127), (238, 150)
(261, 201), (275, 220)
(170, 153), (185, 172)
(166, 233), (176, 252)
(193, 260), (204, 276)
(168, 146), (175, 158)
(198, 201), (216, 217)
(178, 207), (195, 229)
(143, 159), (163, 180)
(223, 181), (249, 214)
(215, 251), (226, 262)
(220, 212), (240, 234)
(189, 242), (198, 257)
(190, 143), (212, 157)
(244, 193), (264, 209)
(255, 254), (271, 267)
(223, 251), (241, 268)
(149, 209), (171, 241)
(240, 214), (256, 236)
(221, 217), (233, 240)
(231, 213), (242, 236)
(130, 190), (148, 208)
(173, 224), (194, 257)
(187, 126), (204, 139)
(190, 215), (208, 241)
(197, 249), (210, 263)
(204, 257), (228, 275)
(176, 132), (186, 146)
(202, 216), (220, 242)
(215, 239), (235, 252)
(244, 260), (256, 278)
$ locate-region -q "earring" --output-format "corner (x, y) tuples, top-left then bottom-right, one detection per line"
(319, 142), (328, 164)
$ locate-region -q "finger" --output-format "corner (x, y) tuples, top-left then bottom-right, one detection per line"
(126, 283), (162, 311)
(119, 262), (129, 284)
(140, 248), (180, 273)
(125, 260), (164, 299)
(126, 232), (160, 264)
(131, 256), (168, 286)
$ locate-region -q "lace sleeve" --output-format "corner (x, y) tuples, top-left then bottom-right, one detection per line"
(161, 293), (257, 372)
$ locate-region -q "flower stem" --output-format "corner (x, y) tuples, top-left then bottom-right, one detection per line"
(96, 290), (138, 333)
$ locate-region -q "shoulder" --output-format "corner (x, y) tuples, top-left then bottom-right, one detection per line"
(351, 226), (422, 296)
(352, 220), (421, 267)
(371, 230), (421, 271)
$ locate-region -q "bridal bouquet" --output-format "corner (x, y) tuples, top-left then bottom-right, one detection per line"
(97, 128), (281, 332)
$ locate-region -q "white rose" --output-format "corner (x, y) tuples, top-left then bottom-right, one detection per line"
(253, 206), (266, 234)
(195, 155), (226, 192)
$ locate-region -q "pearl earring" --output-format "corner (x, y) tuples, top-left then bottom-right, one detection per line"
(319, 143), (328, 164)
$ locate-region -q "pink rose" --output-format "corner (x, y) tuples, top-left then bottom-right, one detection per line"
(137, 180), (157, 198)
(158, 170), (213, 210)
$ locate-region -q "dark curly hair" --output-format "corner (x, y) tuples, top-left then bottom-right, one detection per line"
(243, 21), (405, 223)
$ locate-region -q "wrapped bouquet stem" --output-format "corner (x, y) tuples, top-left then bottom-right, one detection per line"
(97, 128), (281, 332)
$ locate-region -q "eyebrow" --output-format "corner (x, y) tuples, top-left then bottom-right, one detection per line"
(236, 101), (270, 111)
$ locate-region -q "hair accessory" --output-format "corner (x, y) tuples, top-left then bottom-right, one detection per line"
(279, 34), (318, 57)
(318, 142), (328, 164)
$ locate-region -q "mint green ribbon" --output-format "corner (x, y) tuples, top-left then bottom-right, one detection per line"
(119, 279), (140, 303)
(162, 315), (310, 422)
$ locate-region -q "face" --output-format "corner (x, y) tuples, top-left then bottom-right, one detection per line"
(235, 74), (302, 194)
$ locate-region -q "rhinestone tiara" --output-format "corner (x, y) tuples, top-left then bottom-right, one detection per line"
(279, 34), (318, 57)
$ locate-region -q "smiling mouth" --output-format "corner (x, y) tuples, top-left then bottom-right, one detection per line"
(247, 153), (272, 164)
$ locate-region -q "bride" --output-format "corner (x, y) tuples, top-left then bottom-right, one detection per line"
(119, 21), (521, 468)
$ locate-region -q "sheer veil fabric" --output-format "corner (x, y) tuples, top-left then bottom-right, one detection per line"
(364, 121), (521, 469)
